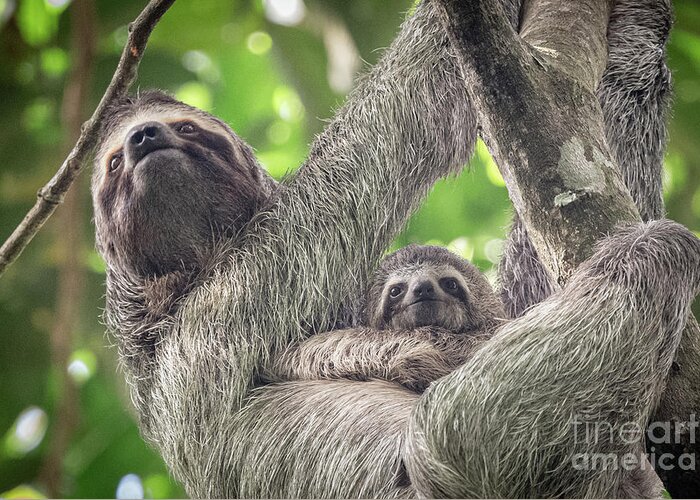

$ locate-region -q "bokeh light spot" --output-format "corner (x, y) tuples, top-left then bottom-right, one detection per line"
(111, 25), (129, 52)
(182, 50), (211, 73)
(0, 484), (47, 499)
(68, 360), (89, 382)
(267, 121), (291, 145)
(175, 82), (213, 112)
(22, 98), (54, 132)
(3, 406), (48, 456)
(247, 31), (272, 55)
(447, 237), (474, 261)
(67, 349), (97, 385)
(264, 0), (306, 26)
(46, 0), (71, 8)
(484, 238), (504, 264)
(40, 47), (69, 78)
(116, 474), (144, 500)
(0, 0), (16, 25)
(181, 50), (220, 83)
(17, 0), (57, 46)
(143, 474), (173, 499)
(272, 86), (304, 122)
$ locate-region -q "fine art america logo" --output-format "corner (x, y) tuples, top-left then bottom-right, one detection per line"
(570, 414), (698, 472)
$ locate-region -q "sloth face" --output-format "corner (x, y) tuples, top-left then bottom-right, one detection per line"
(377, 264), (477, 332)
(92, 91), (273, 277)
(367, 245), (503, 333)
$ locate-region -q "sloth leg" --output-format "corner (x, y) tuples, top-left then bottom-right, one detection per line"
(598, 0), (671, 222)
(405, 220), (700, 498)
(497, 215), (558, 319)
(227, 380), (418, 499)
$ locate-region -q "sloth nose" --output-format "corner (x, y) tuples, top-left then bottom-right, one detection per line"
(413, 280), (435, 299)
(126, 121), (169, 165)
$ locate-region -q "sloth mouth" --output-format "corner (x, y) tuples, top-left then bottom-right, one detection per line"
(133, 148), (187, 178)
(135, 147), (179, 166)
(407, 298), (442, 307)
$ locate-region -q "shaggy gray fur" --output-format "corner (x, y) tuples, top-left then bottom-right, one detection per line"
(89, 0), (693, 498)
(267, 245), (502, 392)
(407, 220), (700, 498)
(268, 327), (492, 393)
(94, 0), (480, 496)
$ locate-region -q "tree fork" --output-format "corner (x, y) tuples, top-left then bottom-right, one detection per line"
(434, 0), (639, 281)
(435, 0), (700, 494)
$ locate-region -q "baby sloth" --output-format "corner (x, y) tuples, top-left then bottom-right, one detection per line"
(368, 244), (503, 333)
(268, 245), (504, 392)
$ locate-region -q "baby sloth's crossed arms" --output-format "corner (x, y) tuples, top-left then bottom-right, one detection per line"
(266, 245), (504, 392)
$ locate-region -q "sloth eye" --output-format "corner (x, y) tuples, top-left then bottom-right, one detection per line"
(444, 279), (459, 291)
(108, 152), (123, 173)
(176, 121), (196, 134)
(389, 286), (403, 298)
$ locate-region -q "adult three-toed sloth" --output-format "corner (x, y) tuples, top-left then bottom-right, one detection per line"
(90, 0), (695, 497)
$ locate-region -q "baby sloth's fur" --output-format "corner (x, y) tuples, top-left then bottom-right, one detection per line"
(269, 245), (504, 392)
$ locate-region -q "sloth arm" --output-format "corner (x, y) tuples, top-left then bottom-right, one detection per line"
(265, 327), (491, 392)
(163, 0), (477, 408)
(145, 1), (487, 496)
(405, 220), (700, 498)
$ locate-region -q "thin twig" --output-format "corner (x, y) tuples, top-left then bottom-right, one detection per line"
(0, 0), (177, 276)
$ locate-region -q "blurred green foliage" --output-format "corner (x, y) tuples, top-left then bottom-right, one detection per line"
(0, 0), (698, 497)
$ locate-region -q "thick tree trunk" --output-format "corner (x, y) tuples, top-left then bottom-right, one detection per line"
(435, 0), (638, 280)
(435, 0), (700, 495)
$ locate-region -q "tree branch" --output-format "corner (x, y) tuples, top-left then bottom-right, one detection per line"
(0, 0), (176, 276)
(434, 0), (639, 281)
(520, 0), (612, 90)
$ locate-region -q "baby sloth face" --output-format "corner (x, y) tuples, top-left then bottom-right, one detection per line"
(380, 264), (474, 332)
(366, 245), (504, 334)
